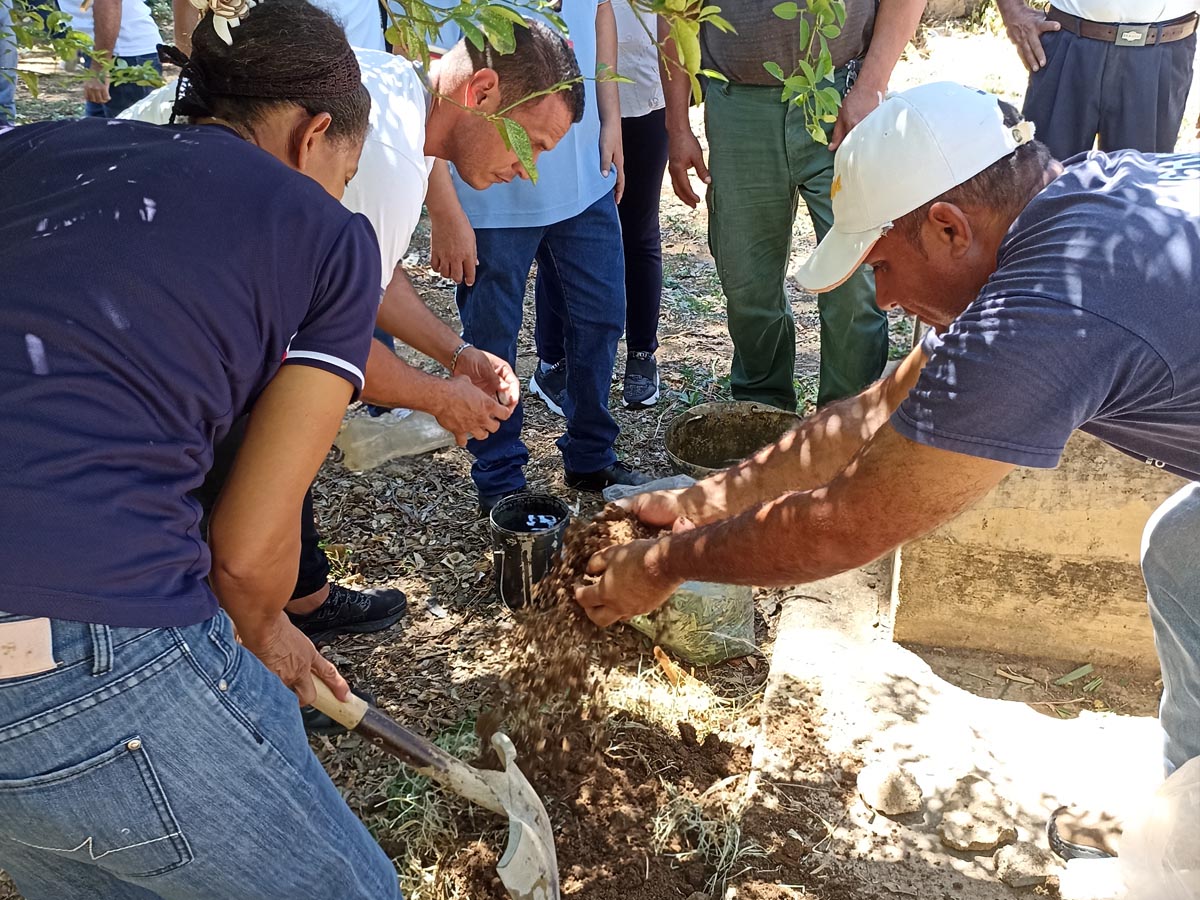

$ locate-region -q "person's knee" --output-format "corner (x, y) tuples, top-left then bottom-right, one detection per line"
(1142, 485), (1200, 575)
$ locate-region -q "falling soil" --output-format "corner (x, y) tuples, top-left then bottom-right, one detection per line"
(476, 506), (662, 777)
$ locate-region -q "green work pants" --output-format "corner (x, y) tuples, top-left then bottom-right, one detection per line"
(705, 77), (888, 410)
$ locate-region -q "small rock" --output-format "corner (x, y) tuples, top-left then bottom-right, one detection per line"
(938, 775), (1018, 852)
(857, 762), (924, 816)
(994, 841), (1064, 888)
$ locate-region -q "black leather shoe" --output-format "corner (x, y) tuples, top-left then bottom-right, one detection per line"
(564, 460), (652, 492)
(288, 583), (407, 646)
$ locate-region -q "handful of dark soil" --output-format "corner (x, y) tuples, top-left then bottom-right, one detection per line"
(477, 506), (662, 778)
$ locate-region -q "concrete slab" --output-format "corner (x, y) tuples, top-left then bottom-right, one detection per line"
(752, 563), (1164, 899)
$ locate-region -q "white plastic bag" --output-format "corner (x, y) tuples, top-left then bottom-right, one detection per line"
(1062, 756), (1200, 900)
(1119, 755), (1200, 900)
(334, 409), (454, 471)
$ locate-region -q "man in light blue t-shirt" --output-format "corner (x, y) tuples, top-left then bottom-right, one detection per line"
(427, 0), (651, 511)
(575, 84), (1200, 814)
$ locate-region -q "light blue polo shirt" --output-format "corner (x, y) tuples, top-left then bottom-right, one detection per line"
(434, 0), (615, 229)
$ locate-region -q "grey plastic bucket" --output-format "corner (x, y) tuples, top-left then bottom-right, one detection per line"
(489, 493), (571, 609)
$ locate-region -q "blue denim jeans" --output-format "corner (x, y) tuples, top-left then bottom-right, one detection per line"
(0, 611), (402, 900)
(83, 54), (161, 119)
(1143, 482), (1200, 776)
(456, 190), (625, 495)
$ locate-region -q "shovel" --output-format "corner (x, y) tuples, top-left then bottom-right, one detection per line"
(311, 677), (560, 900)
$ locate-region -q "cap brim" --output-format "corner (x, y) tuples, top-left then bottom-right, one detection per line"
(793, 226), (885, 293)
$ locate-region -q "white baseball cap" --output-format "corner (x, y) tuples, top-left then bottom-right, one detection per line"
(795, 81), (1035, 293)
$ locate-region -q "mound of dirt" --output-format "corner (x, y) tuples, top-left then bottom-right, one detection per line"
(456, 713), (754, 900)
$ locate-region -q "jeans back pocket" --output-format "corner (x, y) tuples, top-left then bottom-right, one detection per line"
(0, 735), (192, 878)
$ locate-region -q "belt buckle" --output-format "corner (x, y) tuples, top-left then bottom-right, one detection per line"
(1115, 23), (1150, 46)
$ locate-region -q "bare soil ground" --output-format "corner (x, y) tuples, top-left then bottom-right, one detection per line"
(3, 19), (1192, 900)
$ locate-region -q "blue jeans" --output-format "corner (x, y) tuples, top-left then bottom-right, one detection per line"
(538, 111), (667, 358)
(1143, 482), (1200, 776)
(456, 190), (625, 495)
(0, 0), (16, 124)
(83, 54), (161, 119)
(0, 611), (402, 900)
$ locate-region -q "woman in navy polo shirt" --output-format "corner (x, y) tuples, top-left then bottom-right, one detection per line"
(0, 1), (404, 897)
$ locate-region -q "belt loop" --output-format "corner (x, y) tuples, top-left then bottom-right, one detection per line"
(90, 623), (113, 676)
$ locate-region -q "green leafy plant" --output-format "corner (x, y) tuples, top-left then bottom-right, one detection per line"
(4, 0), (163, 101)
(764, 0), (847, 143)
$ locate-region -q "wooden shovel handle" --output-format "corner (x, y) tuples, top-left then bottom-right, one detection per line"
(310, 676), (369, 730)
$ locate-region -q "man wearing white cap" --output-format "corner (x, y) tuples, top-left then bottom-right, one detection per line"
(576, 82), (1200, 786)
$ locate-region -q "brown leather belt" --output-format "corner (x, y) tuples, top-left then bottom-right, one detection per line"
(1047, 6), (1199, 46)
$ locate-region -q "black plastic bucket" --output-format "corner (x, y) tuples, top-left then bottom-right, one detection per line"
(488, 492), (571, 609)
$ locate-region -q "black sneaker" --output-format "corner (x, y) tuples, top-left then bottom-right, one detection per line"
(302, 686), (375, 737)
(564, 460), (652, 492)
(288, 583), (407, 646)
(529, 359), (567, 417)
(623, 351), (660, 409)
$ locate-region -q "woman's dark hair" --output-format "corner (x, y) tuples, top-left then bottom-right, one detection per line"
(893, 100), (1054, 249)
(170, 0), (371, 144)
(462, 19), (585, 124)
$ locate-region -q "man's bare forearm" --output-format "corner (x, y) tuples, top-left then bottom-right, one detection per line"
(679, 346), (928, 522)
(361, 338), (453, 410)
(659, 23), (692, 134)
(652, 422), (1011, 589)
(855, 0), (927, 94)
(376, 266), (463, 370)
(91, 0), (120, 57)
(596, 1), (621, 126)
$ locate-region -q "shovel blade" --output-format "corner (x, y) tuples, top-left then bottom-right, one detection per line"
(496, 818), (560, 900)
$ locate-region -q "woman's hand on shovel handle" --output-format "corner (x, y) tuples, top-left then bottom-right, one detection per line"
(243, 612), (349, 706)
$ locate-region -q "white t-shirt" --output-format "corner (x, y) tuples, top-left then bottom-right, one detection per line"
(58, 0), (161, 58)
(613, 0), (662, 119)
(120, 49), (432, 288)
(1051, 1), (1200, 22)
(310, 0), (386, 51)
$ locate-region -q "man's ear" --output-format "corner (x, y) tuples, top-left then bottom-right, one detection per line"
(294, 111), (334, 172)
(464, 67), (502, 113)
(927, 201), (974, 259)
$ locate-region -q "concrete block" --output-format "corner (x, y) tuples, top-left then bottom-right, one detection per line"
(892, 433), (1185, 671)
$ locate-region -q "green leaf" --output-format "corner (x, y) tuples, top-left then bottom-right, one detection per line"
(458, 18), (487, 51)
(820, 23), (840, 38)
(772, 2), (800, 21)
(833, 0), (848, 26)
(762, 60), (786, 81)
(798, 17), (812, 50)
(17, 68), (38, 98)
(1082, 676), (1104, 693)
(485, 3), (529, 26)
(809, 123), (829, 144)
(784, 74), (809, 93)
(500, 117), (536, 183)
(798, 59), (817, 84)
(1054, 663), (1094, 686)
(698, 68), (728, 82)
(707, 14), (735, 33)
(477, 8), (517, 54)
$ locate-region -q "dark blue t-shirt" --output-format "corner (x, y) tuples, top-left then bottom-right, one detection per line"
(894, 151), (1200, 482)
(0, 118), (381, 627)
